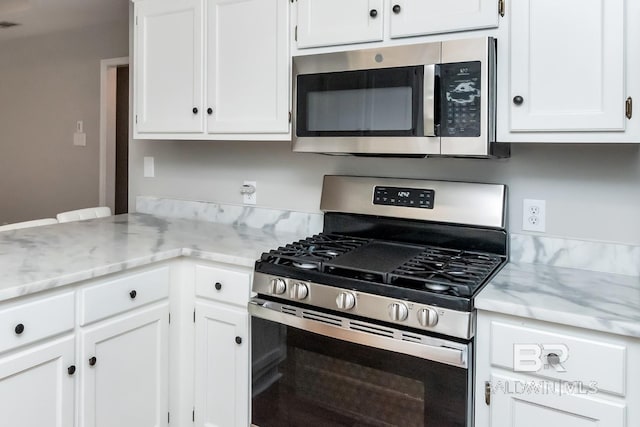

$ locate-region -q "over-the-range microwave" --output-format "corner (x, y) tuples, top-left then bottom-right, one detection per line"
(292, 37), (509, 158)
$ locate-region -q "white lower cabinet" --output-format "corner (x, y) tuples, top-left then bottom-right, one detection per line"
(475, 310), (640, 427)
(194, 301), (249, 427)
(0, 336), (75, 427)
(80, 303), (170, 427)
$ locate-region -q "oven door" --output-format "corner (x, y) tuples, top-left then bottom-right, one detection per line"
(249, 299), (472, 427)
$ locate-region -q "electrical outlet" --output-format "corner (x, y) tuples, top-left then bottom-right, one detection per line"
(522, 199), (546, 232)
(243, 181), (257, 205)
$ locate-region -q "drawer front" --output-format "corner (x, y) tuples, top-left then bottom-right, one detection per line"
(0, 292), (75, 354)
(490, 321), (626, 396)
(195, 265), (251, 306)
(80, 267), (170, 326)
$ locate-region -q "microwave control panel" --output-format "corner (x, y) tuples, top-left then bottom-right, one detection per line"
(439, 61), (482, 138)
(373, 187), (435, 209)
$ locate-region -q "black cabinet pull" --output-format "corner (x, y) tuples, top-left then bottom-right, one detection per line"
(392, 4), (401, 14)
(192, 107), (199, 114)
(129, 290), (137, 299)
(369, 9), (378, 18)
(214, 282), (222, 291)
(207, 107), (213, 115)
(68, 365), (76, 375)
(235, 336), (242, 345)
(89, 356), (97, 366)
(513, 95), (524, 105)
(14, 323), (24, 335)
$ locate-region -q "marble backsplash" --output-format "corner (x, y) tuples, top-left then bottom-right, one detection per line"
(136, 196), (323, 236)
(136, 196), (640, 277)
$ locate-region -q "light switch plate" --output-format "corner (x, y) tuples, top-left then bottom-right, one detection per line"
(73, 132), (86, 146)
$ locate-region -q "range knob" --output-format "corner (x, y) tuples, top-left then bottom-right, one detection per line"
(269, 278), (287, 295)
(289, 282), (309, 300)
(388, 302), (409, 322)
(336, 292), (356, 310)
(417, 307), (439, 327)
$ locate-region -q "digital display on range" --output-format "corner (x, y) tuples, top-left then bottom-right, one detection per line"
(373, 186), (435, 209)
(440, 61), (482, 138)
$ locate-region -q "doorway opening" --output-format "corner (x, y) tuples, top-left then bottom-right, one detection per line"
(100, 57), (129, 214)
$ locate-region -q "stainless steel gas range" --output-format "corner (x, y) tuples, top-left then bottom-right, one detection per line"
(249, 175), (507, 427)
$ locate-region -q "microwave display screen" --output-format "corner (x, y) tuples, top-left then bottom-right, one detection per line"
(440, 61), (482, 137)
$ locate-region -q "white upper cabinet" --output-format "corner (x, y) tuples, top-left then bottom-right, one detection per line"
(206, 0), (290, 134)
(296, 0), (384, 48)
(294, 0), (499, 51)
(497, 0), (640, 142)
(509, 0), (624, 132)
(135, 0), (204, 134)
(389, 0), (499, 39)
(133, 0), (290, 140)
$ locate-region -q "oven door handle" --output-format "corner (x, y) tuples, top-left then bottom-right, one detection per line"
(248, 299), (468, 369)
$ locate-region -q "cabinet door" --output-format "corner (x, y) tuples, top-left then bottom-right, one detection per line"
(509, 0), (625, 132)
(296, 0), (383, 48)
(135, 0), (204, 134)
(206, 0), (289, 134)
(0, 336), (74, 427)
(389, 0), (499, 39)
(490, 374), (625, 427)
(80, 303), (169, 427)
(194, 301), (248, 427)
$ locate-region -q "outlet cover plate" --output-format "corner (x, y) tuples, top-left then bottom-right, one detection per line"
(522, 199), (546, 232)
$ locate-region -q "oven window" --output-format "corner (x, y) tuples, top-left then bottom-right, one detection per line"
(296, 66), (424, 137)
(251, 317), (468, 427)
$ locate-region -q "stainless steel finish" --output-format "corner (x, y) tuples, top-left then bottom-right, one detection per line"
(423, 64), (436, 137)
(388, 302), (409, 322)
(440, 37), (496, 156)
(253, 272), (476, 339)
(289, 282), (309, 300)
(249, 298), (469, 368)
(320, 175), (507, 229)
(336, 291), (356, 310)
(269, 278), (286, 295)
(417, 307), (439, 327)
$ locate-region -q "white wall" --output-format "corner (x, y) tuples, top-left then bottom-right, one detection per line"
(129, 140), (640, 245)
(0, 21), (128, 224)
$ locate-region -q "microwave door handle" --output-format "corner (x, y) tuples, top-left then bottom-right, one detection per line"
(423, 64), (436, 137)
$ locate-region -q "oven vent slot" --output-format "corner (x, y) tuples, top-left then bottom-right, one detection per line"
(401, 333), (423, 343)
(349, 321), (395, 338)
(280, 306), (297, 316)
(301, 310), (342, 326)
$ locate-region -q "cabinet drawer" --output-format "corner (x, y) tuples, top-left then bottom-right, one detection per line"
(80, 267), (170, 326)
(0, 292), (75, 354)
(195, 265), (251, 307)
(490, 321), (626, 396)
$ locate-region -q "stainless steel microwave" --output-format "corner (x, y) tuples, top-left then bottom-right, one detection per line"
(292, 37), (509, 158)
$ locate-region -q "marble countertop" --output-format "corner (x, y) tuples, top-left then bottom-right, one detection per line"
(0, 213), (306, 303)
(476, 262), (640, 339)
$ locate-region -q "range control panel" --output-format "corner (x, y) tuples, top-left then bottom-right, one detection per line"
(373, 186), (435, 209)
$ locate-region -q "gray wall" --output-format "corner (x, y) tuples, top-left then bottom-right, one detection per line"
(129, 140), (640, 245)
(0, 21), (128, 224)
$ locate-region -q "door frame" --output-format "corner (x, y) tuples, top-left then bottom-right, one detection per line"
(99, 57), (130, 209)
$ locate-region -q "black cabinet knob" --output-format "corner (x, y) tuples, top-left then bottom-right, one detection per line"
(392, 4), (401, 14)
(513, 95), (524, 105)
(129, 290), (137, 299)
(192, 107), (199, 114)
(235, 336), (242, 345)
(207, 107), (213, 115)
(369, 9), (378, 18)
(214, 282), (222, 291)
(89, 356), (97, 366)
(68, 365), (76, 375)
(14, 323), (24, 335)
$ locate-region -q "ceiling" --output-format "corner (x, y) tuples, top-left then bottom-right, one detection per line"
(0, 0), (129, 42)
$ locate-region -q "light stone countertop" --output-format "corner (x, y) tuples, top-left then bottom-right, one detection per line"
(0, 213), (306, 303)
(476, 262), (640, 339)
